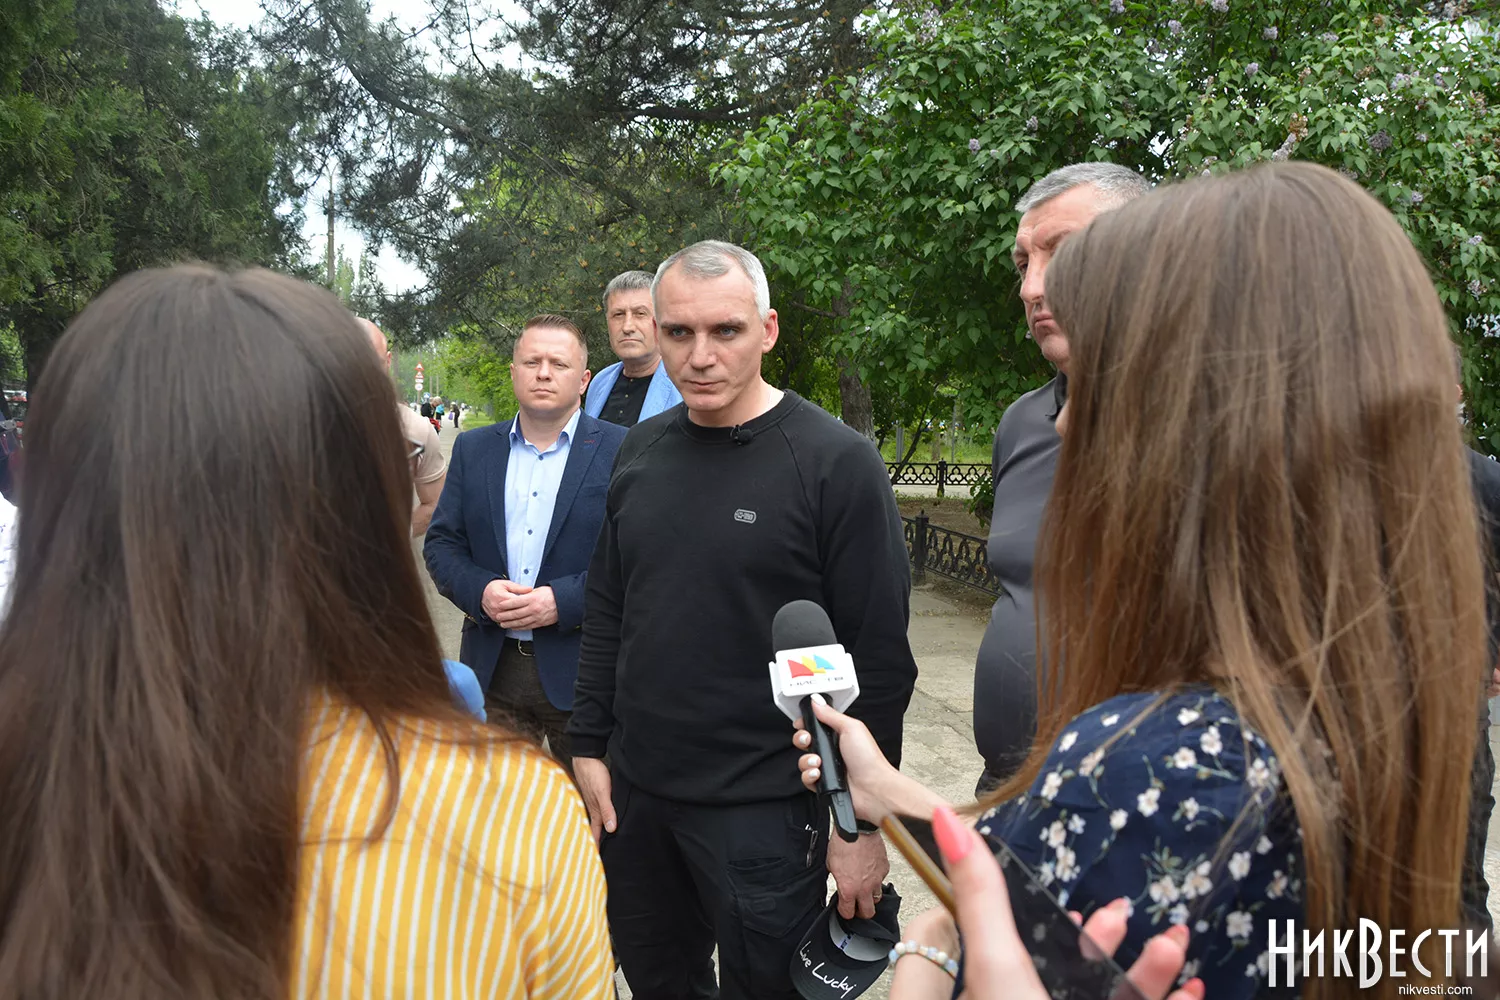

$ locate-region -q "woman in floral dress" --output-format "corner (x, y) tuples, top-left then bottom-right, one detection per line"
(797, 163), (1488, 1000)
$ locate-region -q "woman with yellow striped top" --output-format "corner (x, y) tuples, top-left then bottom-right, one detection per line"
(0, 265), (613, 999)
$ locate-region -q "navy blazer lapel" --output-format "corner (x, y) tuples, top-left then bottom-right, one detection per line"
(484, 420), (513, 577)
(541, 413), (602, 567)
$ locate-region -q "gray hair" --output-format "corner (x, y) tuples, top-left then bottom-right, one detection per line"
(652, 240), (771, 319)
(602, 270), (655, 310)
(1015, 162), (1151, 215)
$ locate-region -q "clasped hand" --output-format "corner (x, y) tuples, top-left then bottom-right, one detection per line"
(481, 579), (558, 630)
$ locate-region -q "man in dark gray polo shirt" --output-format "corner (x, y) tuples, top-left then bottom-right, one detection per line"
(974, 163), (1150, 794)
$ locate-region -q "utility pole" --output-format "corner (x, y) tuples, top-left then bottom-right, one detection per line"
(324, 167), (336, 288)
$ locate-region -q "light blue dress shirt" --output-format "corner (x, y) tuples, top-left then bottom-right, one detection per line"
(503, 409), (580, 640)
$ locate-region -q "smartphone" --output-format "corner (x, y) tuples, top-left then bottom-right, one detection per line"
(896, 814), (1146, 1000)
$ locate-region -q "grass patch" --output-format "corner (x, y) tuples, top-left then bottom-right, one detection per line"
(456, 409), (500, 432)
(879, 438), (991, 464)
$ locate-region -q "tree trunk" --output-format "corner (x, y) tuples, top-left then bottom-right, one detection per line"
(837, 354), (874, 439)
(889, 398), (936, 486)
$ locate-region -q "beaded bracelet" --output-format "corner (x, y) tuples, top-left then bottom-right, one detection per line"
(888, 940), (959, 979)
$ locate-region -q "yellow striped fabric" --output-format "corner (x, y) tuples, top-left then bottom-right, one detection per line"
(291, 694), (613, 999)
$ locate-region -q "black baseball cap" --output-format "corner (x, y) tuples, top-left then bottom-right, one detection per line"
(790, 883), (902, 1000)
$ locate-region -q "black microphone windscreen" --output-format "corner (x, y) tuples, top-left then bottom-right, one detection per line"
(772, 600), (836, 652)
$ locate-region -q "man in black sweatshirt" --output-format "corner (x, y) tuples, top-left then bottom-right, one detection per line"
(568, 240), (918, 999)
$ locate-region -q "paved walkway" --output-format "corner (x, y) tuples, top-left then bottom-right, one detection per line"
(416, 421), (1500, 998)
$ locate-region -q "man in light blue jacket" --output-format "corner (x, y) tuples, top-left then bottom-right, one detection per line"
(583, 270), (682, 427)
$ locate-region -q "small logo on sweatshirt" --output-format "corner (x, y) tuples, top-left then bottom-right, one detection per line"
(734, 509), (757, 524)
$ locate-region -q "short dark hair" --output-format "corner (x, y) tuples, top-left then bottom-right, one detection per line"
(517, 313), (588, 365)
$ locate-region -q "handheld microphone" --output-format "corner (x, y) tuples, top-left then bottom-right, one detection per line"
(769, 600), (860, 842)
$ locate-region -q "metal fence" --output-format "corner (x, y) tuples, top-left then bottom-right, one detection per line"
(902, 512), (1002, 597)
(887, 461), (988, 496)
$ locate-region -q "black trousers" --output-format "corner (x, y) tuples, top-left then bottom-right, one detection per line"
(488, 642), (572, 773)
(601, 767), (829, 1000)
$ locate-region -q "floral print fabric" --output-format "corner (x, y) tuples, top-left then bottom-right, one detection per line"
(978, 687), (1304, 997)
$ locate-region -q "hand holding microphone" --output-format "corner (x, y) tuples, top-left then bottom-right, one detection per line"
(769, 600), (864, 841)
(792, 696), (903, 824)
(771, 600), (947, 833)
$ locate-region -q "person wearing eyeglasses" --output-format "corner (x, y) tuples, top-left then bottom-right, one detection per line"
(362, 320), (448, 536)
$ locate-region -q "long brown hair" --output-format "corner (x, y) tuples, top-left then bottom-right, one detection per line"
(988, 163), (1485, 996)
(0, 266), (487, 997)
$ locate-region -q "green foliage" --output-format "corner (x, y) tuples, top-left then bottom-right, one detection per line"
(330, 245), (383, 315)
(720, 0), (1500, 442)
(965, 469), (995, 528)
(441, 159), (737, 349)
(0, 324), (24, 383)
(0, 0), (305, 384)
(434, 334), (517, 416)
(256, 0), (874, 344)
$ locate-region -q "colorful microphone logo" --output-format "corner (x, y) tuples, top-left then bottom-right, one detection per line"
(787, 653), (837, 679)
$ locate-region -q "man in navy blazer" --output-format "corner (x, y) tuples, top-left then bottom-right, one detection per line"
(425, 314), (627, 767)
(584, 270), (683, 427)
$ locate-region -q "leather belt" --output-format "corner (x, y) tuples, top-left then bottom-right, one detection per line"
(505, 636), (535, 657)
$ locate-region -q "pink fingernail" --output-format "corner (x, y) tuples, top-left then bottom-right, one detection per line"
(932, 805), (973, 863)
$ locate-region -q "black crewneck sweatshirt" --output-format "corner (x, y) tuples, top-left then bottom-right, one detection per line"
(568, 391), (918, 804)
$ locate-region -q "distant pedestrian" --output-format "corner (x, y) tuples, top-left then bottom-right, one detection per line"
(450, 400), (461, 429)
(361, 320), (448, 537)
